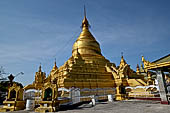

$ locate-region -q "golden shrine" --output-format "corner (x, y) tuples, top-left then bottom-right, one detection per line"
(0, 83), (25, 112)
(35, 79), (59, 112)
(24, 65), (46, 90)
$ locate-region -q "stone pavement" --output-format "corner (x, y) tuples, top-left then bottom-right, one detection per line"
(2, 100), (170, 113)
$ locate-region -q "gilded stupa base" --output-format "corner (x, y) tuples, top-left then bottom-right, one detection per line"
(59, 79), (115, 89)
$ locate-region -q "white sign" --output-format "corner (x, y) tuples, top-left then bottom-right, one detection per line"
(71, 88), (80, 104)
(44, 104), (47, 107)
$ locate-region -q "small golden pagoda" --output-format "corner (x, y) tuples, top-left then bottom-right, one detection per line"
(24, 64), (46, 90)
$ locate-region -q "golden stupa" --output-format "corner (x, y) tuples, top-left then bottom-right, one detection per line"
(49, 9), (115, 89)
(47, 8), (151, 92)
(24, 8), (154, 100)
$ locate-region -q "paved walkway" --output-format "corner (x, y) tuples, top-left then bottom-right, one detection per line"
(2, 100), (170, 113)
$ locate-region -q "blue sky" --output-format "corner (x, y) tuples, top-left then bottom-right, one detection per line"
(0, 0), (170, 85)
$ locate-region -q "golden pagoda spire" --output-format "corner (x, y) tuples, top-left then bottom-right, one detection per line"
(81, 5), (90, 28)
(84, 5), (86, 18)
(136, 64), (139, 69)
(53, 58), (58, 70)
(72, 6), (101, 57)
(120, 52), (127, 65)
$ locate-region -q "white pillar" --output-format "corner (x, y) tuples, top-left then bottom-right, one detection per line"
(90, 95), (96, 106)
(108, 95), (113, 102)
(156, 70), (168, 104)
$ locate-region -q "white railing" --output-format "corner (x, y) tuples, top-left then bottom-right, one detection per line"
(69, 88), (116, 104)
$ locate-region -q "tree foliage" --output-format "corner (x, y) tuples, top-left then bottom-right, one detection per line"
(0, 66), (8, 81)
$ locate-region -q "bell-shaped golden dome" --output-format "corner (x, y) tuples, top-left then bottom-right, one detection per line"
(72, 8), (102, 57)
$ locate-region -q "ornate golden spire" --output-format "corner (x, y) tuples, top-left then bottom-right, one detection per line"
(81, 5), (89, 28)
(120, 53), (127, 65)
(136, 64), (140, 73)
(72, 6), (101, 57)
(53, 59), (58, 70)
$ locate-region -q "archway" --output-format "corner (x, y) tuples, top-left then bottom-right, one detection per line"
(9, 89), (16, 100)
(24, 89), (39, 100)
(44, 88), (52, 101)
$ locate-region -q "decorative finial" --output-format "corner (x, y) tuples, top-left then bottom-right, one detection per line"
(121, 52), (123, 57)
(53, 58), (58, 70)
(81, 5), (89, 28)
(120, 52), (127, 65)
(39, 63), (42, 72)
(84, 5), (86, 18)
(55, 58), (56, 66)
(142, 56), (144, 62)
(136, 64), (139, 69)
(121, 52), (124, 59)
